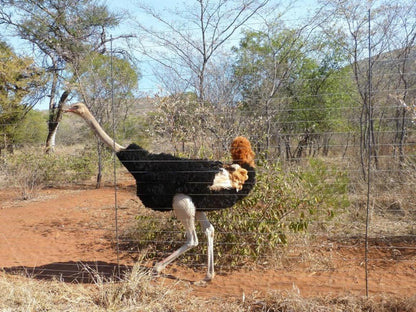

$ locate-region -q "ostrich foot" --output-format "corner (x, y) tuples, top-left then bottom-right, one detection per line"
(151, 264), (163, 279)
(192, 280), (208, 286)
(191, 273), (214, 286)
(204, 272), (215, 282)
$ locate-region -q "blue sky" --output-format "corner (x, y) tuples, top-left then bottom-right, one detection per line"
(105, 0), (320, 100)
(2, 0), (319, 110)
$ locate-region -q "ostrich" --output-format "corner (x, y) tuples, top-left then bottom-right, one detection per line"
(64, 102), (256, 282)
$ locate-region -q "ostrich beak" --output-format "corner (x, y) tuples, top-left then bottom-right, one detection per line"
(63, 107), (74, 113)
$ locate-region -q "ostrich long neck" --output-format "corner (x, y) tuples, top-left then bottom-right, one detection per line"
(81, 110), (125, 152)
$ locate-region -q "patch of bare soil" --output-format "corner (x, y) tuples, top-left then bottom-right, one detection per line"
(1, 179), (415, 300)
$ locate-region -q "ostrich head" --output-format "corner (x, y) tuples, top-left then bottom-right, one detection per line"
(230, 136), (255, 168)
(63, 102), (90, 116)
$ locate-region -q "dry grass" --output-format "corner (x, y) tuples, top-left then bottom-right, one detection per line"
(244, 291), (416, 312)
(0, 265), (241, 312)
(1, 267), (415, 312)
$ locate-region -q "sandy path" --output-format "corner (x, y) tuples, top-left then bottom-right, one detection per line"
(1, 184), (415, 299)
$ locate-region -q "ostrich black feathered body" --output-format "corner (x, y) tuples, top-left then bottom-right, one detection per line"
(116, 143), (256, 211)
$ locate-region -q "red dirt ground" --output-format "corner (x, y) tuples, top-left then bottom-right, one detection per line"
(1, 178), (415, 300)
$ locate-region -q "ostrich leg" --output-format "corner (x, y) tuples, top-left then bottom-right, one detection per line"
(153, 194), (215, 282)
(196, 211), (215, 281)
(153, 194), (198, 275)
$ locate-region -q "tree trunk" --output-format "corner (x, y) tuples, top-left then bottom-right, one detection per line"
(45, 120), (58, 153)
(284, 135), (291, 161)
(398, 107), (406, 167)
(96, 141), (103, 189)
(322, 133), (331, 156)
(45, 121), (59, 153)
(45, 90), (70, 153)
(294, 129), (311, 160)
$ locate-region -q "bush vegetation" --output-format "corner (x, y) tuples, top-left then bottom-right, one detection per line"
(1, 146), (101, 199)
(125, 157), (350, 267)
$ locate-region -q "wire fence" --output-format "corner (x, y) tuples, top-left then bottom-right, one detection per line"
(1, 22), (416, 300)
(1, 115), (415, 296)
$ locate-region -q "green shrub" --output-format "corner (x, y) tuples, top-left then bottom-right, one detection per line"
(125, 158), (350, 267)
(210, 158), (350, 266)
(1, 148), (97, 199)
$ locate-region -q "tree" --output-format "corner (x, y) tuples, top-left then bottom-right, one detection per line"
(151, 93), (215, 156)
(75, 52), (140, 187)
(232, 24), (351, 159)
(0, 41), (45, 153)
(319, 0), (416, 174)
(382, 2), (416, 166)
(13, 110), (48, 145)
(0, 0), (126, 153)
(131, 0), (274, 150)
(282, 34), (356, 159)
(133, 0), (271, 103)
(232, 27), (304, 155)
